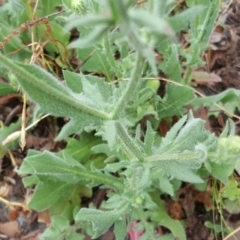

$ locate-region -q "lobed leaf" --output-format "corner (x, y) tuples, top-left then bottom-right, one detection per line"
(19, 150), (123, 190)
(158, 84), (195, 118)
(158, 43), (181, 82)
(147, 113), (217, 182)
(169, 6), (205, 32)
(75, 203), (130, 238)
(190, 88), (240, 108)
(18, 150), (89, 184)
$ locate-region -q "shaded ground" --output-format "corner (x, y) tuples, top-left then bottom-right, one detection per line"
(1, 1), (240, 240)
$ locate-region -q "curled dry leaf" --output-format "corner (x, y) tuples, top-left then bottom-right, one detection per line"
(209, 26), (232, 51)
(207, 24), (239, 70)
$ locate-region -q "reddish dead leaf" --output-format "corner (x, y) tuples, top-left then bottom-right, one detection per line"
(217, 113), (228, 127)
(193, 192), (214, 210)
(158, 116), (179, 137)
(191, 71), (222, 86)
(167, 201), (185, 220)
(8, 206), (22, 221)
(158, 119), (169, 137)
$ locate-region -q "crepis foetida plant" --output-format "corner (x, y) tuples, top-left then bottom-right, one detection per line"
(0, 0), (240, 239)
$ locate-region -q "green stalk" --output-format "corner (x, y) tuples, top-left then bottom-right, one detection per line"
(77, 168), (124, 190)
(115, 122), (144, 160)
(111, 52), (144, 119)
(183, 67), (192, 85)
(0, 52), (111, 120)
(144, 151), (202, 164)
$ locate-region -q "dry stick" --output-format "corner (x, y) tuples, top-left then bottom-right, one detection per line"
(6, 42), (47, 56)
(0, 9), (64, 49)
(2, 114), (50, 146)
(19, 0), (40, 151)
(221, 0), (234, 15)
(8, 150), (17, 169)
(0, 195), (29, 210)
(224, 227), (240, 240)
(1, 6), (58, 150)
(17, 7), (64, 150)
(20, 93), (27, 151)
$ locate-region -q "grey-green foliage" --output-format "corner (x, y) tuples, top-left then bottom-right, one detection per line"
(100, 112), (228, 185)
(0, 0), (238, 240)
(185, 0), (220, 67)
(40, 216), (85, 240)
(75, 203), (129, 239)
(190, 88), (240, 107)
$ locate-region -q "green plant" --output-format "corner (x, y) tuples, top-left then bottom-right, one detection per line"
(1, 0), (240, 239)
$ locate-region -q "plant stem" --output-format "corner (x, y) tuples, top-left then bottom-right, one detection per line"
(183, 67), (192, 85)
(78, 169), (124, 190)
(144, 151), (203, 164)
(115, 122), (144, 160)
(111, 52), (144, 119)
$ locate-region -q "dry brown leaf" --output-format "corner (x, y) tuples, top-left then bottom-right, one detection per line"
(167, 201), (185, 220)
(38, 210), (51, 226)
(191, 71), (222, 86)
(0, 220), (20, 237)
(194, 192), (214, 210)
